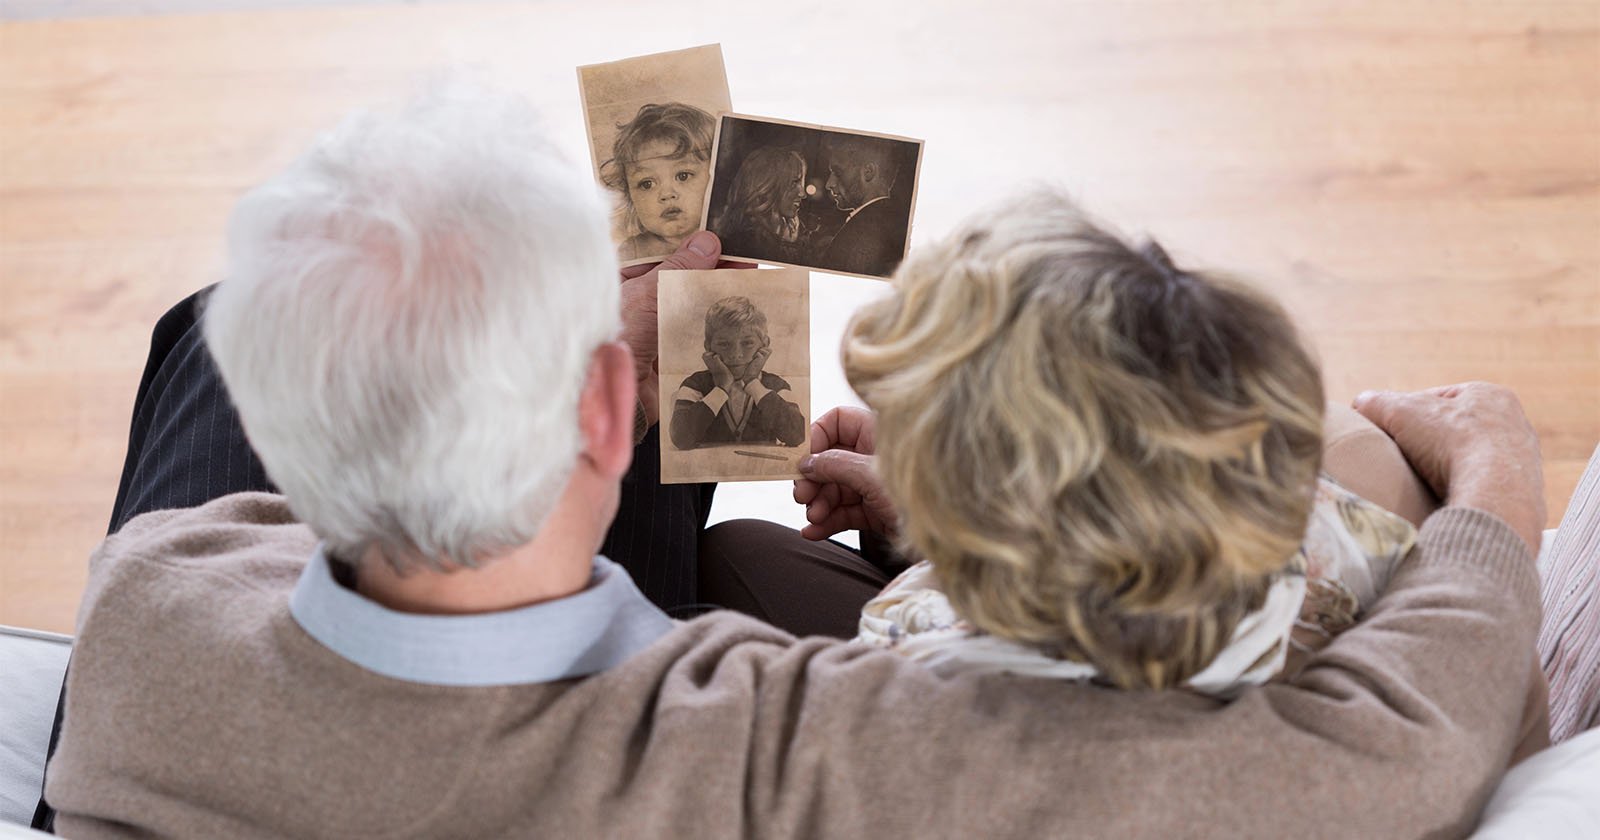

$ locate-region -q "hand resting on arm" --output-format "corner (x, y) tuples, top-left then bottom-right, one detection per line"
(1354, 381), (1546, 552)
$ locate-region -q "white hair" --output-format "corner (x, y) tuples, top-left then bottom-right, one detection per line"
(203, 83), (619, 572)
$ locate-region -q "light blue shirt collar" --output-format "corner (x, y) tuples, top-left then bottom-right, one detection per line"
(289, 545), (675, 686)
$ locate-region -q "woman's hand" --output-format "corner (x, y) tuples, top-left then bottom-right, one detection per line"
(793, 406), (901, 541)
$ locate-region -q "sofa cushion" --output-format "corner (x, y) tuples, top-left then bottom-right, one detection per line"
(1473, 725), (1600, 837)
(0, 626), (70, 827)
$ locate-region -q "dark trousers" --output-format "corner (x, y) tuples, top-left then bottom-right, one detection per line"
(34, 287), (898, 830)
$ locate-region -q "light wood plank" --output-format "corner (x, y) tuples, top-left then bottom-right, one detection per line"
(2, 0), (1596, 633)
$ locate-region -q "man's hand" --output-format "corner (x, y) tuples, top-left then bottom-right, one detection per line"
(793, 406), (900, 541)
(1353, 382), (1545, 553)
(620, 231), (755, 428)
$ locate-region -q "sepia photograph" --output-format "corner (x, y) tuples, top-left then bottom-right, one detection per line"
(702, 114), (923, 281)
(658, 267), (810, 484)
(578, 44), (732, 266)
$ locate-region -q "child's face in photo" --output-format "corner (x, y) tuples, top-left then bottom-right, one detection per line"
(626, 138), (708, 241)
(707, 324), (766, 371)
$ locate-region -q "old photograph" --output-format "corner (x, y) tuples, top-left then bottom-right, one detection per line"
(578, 44), (732, 266)
(658, 267), (810, 484)
(701, 114), (923, 281)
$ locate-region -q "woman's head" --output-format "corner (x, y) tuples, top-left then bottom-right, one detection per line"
(721, 147), (807, 231)
(704, 296), (771, 370)
(843, 189), (1324, 690)
(600, 103), (714, 243)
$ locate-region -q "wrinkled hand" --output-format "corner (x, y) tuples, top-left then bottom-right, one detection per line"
(792, 406), (900, 541)
(1353, 382), (1545, 553)
(619, 231), (755, 427)
(705, 352), (736, 395)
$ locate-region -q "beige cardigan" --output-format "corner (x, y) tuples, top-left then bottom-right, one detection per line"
(48, 494), (1538, 839)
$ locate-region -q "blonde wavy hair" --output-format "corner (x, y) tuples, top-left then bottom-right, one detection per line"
(843, 190), (1324, 689)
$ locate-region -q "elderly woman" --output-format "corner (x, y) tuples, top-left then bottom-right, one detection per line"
(699, 188), (1550, 754)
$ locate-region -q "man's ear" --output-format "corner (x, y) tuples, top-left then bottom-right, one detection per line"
(862, 161), (878, 184)
(578, 341), (636, 481)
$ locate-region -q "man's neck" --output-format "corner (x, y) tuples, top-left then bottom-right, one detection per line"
(354, 542), (593, 615)
(353, 491), (604, 615)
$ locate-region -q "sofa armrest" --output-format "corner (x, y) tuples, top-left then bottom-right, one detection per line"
(0, 626), (71, 828)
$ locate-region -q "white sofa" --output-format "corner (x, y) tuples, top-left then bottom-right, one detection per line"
(0, 626), (69, 833)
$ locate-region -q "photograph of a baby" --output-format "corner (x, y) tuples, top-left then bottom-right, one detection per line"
(578, 44), (732, 265)
(703, 114), (923, 280)
(659, 268), (809, 483)
(601, 104), (715, 261)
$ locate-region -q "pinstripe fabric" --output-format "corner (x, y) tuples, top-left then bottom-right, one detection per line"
(1538, 444), (1600, 743)
(602, 425), (717, 617)
(106, 287), (276, 534)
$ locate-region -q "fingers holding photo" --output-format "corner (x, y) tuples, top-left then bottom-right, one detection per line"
(795, 448), (899, 540)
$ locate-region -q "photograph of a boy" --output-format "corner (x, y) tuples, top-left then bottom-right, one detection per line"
(600, 103), (716, 261)
(669, 296), (806, 450)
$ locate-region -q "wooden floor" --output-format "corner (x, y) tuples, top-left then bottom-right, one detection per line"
(2, 0), (1597, 633)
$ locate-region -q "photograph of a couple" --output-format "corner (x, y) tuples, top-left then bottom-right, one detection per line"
(703, 114), (923, 280)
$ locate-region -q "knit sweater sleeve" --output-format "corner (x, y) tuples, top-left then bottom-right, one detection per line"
(651, 505), (1541, 838)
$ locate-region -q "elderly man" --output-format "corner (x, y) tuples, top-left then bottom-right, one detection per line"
(820, 134), (909, 276)
(36, 88), (1547, 838)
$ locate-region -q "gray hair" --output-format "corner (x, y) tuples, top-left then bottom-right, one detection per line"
(204, 83), (619, 572)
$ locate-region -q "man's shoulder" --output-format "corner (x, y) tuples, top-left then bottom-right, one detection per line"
(842, 197), (903, 238)
(84, 493), (315, 619)
(823, 198), (907, 273)
(858, 196), (904, 224)
(99, 492), (313, 566)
